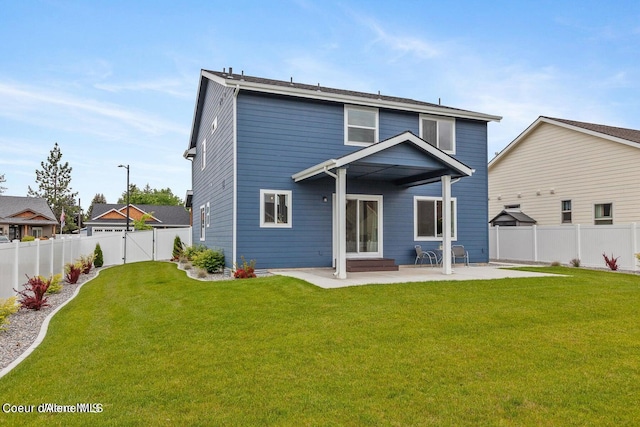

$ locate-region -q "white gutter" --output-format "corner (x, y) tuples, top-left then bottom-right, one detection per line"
(205, 71), (502, 123)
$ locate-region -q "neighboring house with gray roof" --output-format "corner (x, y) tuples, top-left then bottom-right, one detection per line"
(0, 195), (58, 240)
(85, 204), (190, 236)
(489, 116), (640, 226)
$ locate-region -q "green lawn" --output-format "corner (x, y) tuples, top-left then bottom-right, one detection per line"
(1, 262), (639, 426)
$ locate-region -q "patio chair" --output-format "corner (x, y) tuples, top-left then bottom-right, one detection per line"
(415, 245), (438, 266)
(451, 245), (469, 266)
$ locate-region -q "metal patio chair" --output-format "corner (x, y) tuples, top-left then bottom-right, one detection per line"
(415, 245), (439, 266)
(451, 245), (469, 266)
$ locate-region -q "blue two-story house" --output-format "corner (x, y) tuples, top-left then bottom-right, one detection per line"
(184, 68), (501, 278)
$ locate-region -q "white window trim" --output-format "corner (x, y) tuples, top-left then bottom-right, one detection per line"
(211, 117), (218, 134)
(260, 189), (292, 228)
(200, 205), (206, 241)
(201, 139), (207, 170)
(561, 200), (572, 224)
(206, 202), (210, 227)
(419, 114), (456, 154)
(594, 202), (613, 225)
(344, 105), (379, 147)
(414, 196), (458, 241)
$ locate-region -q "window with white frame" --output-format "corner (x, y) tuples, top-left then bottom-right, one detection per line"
(32, 227), (43, 238)
(414, 196), (457, 240)
(260, 190), (292, 228)
(206, 202), (210, 227)
(594, 203), (612, 225)
(200, 205), (206, 240)
(420, 115), (455, 153)
(345, 105), (378, 146)
(561, 200), (572, 224)
(201, 139), (207, 170)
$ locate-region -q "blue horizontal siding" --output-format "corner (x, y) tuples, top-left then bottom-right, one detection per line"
(233, 92), (489, 268)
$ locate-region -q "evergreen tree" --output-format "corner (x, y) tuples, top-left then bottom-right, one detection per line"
(27, 143), (78, 233)
(86, 193), (107, 221)
(93, 243), (104, 267)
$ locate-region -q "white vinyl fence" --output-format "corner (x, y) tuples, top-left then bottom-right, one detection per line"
(490, 224), (640, 271)
(0, 228), (192, 299)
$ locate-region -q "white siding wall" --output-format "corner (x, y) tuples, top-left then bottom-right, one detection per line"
(489, 122), (640, 225)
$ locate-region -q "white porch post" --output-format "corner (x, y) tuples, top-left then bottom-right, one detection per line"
(335, 167), (347, 279)
(442, 175), (452, 275)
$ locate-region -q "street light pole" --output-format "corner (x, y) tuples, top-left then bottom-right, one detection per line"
(118, 164), (130, 264)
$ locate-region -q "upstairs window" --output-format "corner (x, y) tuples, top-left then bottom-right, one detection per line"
(345, 106), (378, 146)
(201, 139), (207, 170)
(420, 115), (455, 153)
(594, 203), (612, 225)
(260, 190), (292, 228)
(561, 200), (572, 224)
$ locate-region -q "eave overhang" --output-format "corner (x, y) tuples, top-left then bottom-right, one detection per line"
(292, 131), (474, 187)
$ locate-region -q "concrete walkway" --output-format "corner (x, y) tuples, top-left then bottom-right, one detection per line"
(269, 263), (561, 289)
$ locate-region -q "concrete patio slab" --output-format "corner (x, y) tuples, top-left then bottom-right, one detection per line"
(269, 263), (562, 289)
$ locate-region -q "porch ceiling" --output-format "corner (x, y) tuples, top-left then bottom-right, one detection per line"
(292, 131), (474, 187)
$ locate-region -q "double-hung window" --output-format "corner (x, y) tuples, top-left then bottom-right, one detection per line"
(561, 200), (572, 224)
(345, 105), (378, 146)
(260, 190), (292, 228)
(414, 196), (457, 240)
(594, 203), (612, 225)
(420, 115), (455, 153)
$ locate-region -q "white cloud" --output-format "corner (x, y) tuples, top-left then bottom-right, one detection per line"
(363, 19), (440, 60)
(94, 77), (193, 99)
(0, 81), (188, 137)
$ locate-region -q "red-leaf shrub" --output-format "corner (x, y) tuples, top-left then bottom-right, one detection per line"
(603, 253), (619, 271)
(15, 275), (50, 311)
(65, 262), (83, 284)
(80, 254), (94, 274)
(233, 256), (256, 279)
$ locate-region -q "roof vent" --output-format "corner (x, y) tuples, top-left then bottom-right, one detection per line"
(229, 67), (233, 75)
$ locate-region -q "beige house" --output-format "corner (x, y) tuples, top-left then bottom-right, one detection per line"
(0, 196), (58, 239)
(489, 116), (640, 226)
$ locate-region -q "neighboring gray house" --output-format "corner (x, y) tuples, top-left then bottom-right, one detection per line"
(0, 195), (58, 240)
(85, 204), (190, 236)
(184, 68), (501, 276)
(489, 209), (537, 227)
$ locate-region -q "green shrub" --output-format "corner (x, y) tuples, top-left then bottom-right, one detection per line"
(45, 274), (63, 294)
(0, 296), (19, 331)
(172, 236), (185, 261)
(21, 235), (35, 242)
(184, 244), (207, 261)
(192, 249), (225, 273)
(94, 243), (104, 268)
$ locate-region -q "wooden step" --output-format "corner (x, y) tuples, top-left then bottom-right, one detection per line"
(346, 258), (399, 272)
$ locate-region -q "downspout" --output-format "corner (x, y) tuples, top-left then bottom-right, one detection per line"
(232, 84), (240, 271)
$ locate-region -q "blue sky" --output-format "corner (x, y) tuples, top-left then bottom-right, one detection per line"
(1, 0), (639, 210)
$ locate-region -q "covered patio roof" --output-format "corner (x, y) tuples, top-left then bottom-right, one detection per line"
(292, 131), (474, 186)
(292, 131), (473, 279)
